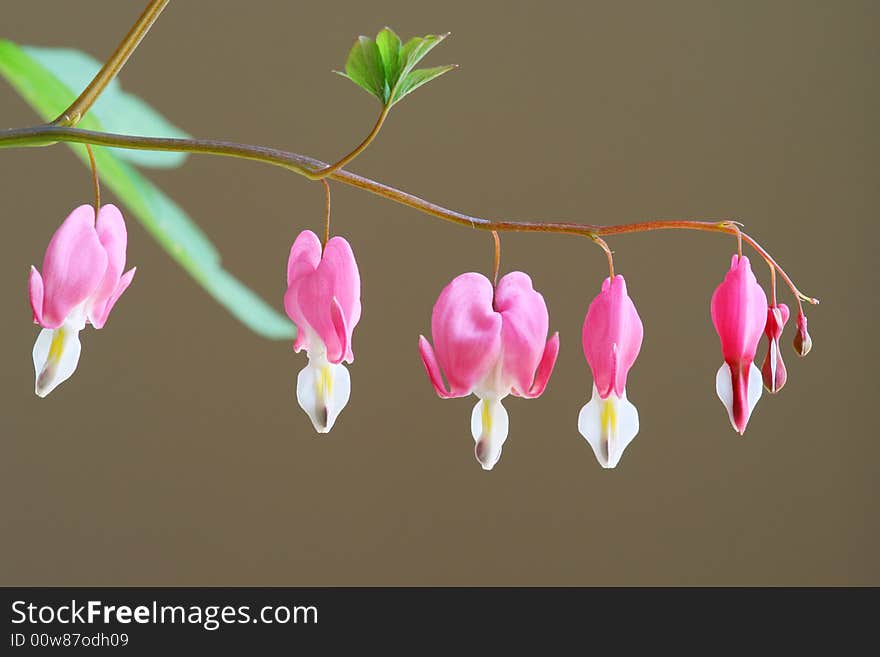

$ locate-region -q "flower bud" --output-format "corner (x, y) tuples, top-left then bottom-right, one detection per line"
(792, 311), (812, 357)
(761, 304), (789, 394)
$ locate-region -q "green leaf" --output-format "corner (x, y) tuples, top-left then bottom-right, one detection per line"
(337, 28), (454, 107)
(399, 33), (449, 75)
(0, 39), (296, 340)
(342, 36), (386, 101)
(392, 65), (457, 106)
(22, 45), (190, 169)
(375, 27), (402, 91)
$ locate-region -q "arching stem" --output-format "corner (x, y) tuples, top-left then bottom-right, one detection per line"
(0, 127), (819, 309)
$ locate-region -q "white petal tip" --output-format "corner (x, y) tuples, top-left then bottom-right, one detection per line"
(578, 385), (639, 469)
(715, 362), (762, 435)
(35, 371), (51, 398)
(471, 398), (508, 471)
(296, 355), (351, 435)
(475, 440), (500, 471)
(311, 417), (332, 434)
(32, 326), (82, 399)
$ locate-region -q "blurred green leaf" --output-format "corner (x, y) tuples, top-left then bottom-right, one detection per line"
(22, 45), (190, 168)
(336, 28), (454, 107)
(0, 39), (296, 340)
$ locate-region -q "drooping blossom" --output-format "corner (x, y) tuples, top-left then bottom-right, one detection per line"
(28, 204), (135, 397)
(761, 303), (790, 393)
(711, 254), (768, 434)
(577, 275), (643, 468)
(284, 230), (361, 433)
(418, 272), (559, 470)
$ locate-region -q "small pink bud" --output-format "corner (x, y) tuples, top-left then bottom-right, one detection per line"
(761, 303), (789, 394)
(792, 311), (812, 357)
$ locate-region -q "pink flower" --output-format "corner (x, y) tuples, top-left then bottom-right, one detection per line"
(28, 204), (135, 397)
(577, 275), (644, 468)
(761, 303), (790, 393)
(418, 272), (559, 470)
(284, 230), (361, 433)
(711, 254), (768, 434)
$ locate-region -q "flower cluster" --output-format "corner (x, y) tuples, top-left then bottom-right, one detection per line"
(29, 213), (813, 471)
(279, 231), (812, 469)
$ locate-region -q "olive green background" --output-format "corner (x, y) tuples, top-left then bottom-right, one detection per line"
(1, 1), (876, 585)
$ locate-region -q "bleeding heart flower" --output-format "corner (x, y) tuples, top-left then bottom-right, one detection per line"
(711, 254), (768, 434)
(284, 230), (361, 433)
(28, 204), (135, 398)
(761, 303), (790, 393)
(577, 275), (644, 468)
(418, 271), (559, 470)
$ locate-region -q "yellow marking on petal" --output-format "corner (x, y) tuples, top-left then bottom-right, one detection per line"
(47, 327), (66, 364)
(482, 400), (492, 432)
(600, 398), (617, 436)
(314, 364), (333, 400)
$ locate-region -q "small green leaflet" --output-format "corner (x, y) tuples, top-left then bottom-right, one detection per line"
(336, 28), (456, 107)
(0, 39), (296, 340)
